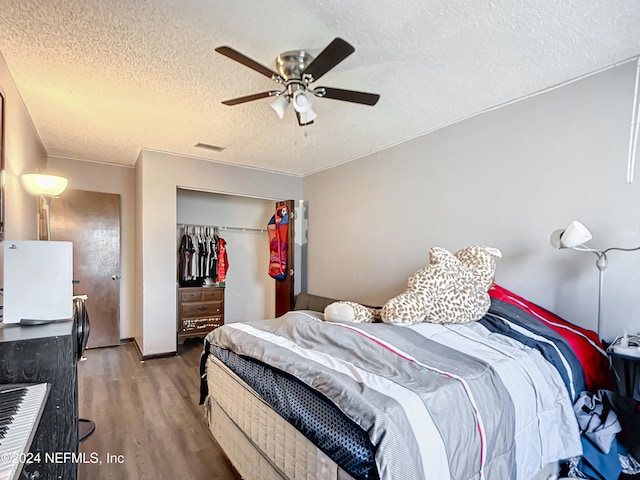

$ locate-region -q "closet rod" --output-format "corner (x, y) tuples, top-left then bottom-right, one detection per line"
(177, 223), (267, 233)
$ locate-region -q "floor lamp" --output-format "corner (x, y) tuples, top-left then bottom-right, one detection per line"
(21, 173), (95, 440)
(550, 220), (640, 339)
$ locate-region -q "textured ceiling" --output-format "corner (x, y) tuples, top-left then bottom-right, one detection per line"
(0, 0), (639, 176)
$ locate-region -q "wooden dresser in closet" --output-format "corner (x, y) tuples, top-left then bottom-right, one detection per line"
(177, 286), (225, 344)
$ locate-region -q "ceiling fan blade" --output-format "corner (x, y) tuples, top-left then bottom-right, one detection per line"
(316, 87), (380, 106)
(221, 91), (280, 106)
(215, 46), (282, 81)
(301, 38), (355, 82)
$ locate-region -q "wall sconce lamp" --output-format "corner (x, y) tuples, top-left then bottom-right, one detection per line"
(21, 173), (68, 240)
(550, 220), (640, 339)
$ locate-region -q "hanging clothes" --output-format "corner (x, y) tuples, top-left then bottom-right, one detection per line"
(267, 206), (289, 280)
(178, 226), (199, 285)
(209, 231), (219, 281)
(217, 237), (229, 285)
(202, 228), (212, 278)
(178, 225), (229, 287)
(178, 230), (192, 282)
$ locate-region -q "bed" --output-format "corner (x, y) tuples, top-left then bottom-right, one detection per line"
(200, 288), (610, 480)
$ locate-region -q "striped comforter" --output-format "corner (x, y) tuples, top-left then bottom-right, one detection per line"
(206, 300), (583, 480)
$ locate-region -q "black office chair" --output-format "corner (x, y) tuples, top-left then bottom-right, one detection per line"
(74, 296), (95, 442)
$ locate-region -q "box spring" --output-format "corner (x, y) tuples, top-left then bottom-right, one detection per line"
(205, 356), (356, 480)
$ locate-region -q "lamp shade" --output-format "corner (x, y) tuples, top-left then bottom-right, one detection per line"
(269, 94), (290, 119)
(297, 107), (317, 125)
(550, 220), (593, 249)
(21, 173), (68, 197)
(292, 90), (314, 113)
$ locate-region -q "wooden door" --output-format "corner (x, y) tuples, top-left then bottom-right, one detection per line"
(275, 199), (295, 317)
(47, 189), (121, 348)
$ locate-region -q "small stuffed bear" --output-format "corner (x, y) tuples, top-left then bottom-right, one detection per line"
(324, 301), (381, 323)
(381, 245), (502, 325)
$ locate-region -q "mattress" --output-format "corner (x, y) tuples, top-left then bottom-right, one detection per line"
(205, 310), (586, 479)
(206, 351), (562, 480)
(205, 355), (356, 480)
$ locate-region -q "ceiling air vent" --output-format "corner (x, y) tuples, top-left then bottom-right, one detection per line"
(194, 142), (225, 152)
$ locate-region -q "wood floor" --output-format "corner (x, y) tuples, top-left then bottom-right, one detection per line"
(77, 340), (238, 480)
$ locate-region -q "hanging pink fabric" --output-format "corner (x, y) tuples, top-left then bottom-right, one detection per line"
(267, 206), (288, 280)
(217, 237), (229, 284)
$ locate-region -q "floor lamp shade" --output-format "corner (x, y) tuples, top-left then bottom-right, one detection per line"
(550, 220), (593, 249)
(21, 173), (68, 197)
(21, 173), (69, 241)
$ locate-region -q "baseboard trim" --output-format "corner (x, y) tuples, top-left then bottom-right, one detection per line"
(141, 351), (177, 361)
(132, 339), (177, 361)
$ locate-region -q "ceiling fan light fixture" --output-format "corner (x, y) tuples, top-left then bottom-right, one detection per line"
(269, 94), (290, 119)
(292, 90), (314, 113)
(299, 107), (317, 125)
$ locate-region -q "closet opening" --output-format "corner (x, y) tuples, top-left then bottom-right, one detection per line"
(176, 188), (279, 334)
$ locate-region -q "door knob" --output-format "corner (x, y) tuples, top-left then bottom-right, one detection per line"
(111, 274), (120, 280)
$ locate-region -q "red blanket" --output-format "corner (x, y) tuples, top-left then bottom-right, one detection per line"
(489, 284), (612, 392)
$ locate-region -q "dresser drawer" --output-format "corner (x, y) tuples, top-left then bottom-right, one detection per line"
(180, 289), (203, 302)
(180, 287), (224, 303)
(181, 301), (223, 318)
(180, 316), (223, 333)
(202, 288), (224, 302)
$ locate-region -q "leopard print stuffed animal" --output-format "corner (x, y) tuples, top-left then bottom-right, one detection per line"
(381, 245), (502, 325)
(323, 245), (501, 325)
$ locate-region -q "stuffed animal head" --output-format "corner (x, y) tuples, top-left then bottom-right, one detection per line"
(381, 245), (502, 325)
(407, 247), (458, 294)
(454, 246), (502, 290)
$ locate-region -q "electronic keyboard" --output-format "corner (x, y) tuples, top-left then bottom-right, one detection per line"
(0, 383), (50, 480)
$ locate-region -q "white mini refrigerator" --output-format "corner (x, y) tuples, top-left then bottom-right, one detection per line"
(3, 240), (73, 324)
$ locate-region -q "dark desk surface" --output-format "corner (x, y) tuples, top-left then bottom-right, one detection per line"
(0, 320), (73, 343)
(609, 349), (640, 362)
(0, 318), (78, 480)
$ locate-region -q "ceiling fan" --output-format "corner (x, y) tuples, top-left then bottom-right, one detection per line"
(215, 38), (380, 126)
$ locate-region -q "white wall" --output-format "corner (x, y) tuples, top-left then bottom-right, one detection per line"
(0, 51), (47, 309)
(47, 156), (136, 339)
(303, 62), (640, 342)
(0, 51), (47, 242)
(136, 150), (301, 356)
(176, 189), (276, 323)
